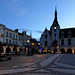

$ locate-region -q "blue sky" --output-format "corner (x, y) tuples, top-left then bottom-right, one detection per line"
(0, 0), (75, 41)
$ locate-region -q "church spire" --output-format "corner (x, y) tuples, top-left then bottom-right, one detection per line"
(55, 7), (57, 21)
(52, 7), (59, 26)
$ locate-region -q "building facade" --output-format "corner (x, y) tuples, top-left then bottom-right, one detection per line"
(40, 9), (75, 53)
(0, 24), (31, 53)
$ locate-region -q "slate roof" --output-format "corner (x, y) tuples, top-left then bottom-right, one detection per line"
(60, 28), (75, 38)
(18, 33), (23, 36)
(52, 19), (59, 26)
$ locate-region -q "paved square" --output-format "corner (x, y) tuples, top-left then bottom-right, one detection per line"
(0, 54), (75, 75)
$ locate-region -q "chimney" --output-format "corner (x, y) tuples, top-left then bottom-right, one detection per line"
(25, 31), (26, 35)
(15, 29), (18, 32)
(22, 31), (26, 35)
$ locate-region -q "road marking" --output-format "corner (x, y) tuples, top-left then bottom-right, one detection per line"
(50, 65), (58, 68)
(12, 63), (35, 68)
(48, 68), (75, 74)
(19, 73), (58, 75)
(28, 64), (37, 67)
(0, 68), (37, 74)
(34, 69), (50, 72)
(40, 54), (60, 67)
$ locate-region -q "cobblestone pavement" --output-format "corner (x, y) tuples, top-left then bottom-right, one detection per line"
(0, 54), (53, 69)
(57, 54), (75, 66)
(0, 54), (75, 75)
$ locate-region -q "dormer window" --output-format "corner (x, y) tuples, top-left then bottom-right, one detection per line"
(68, 30), (71, 37)
(45, 35), (47, 39)
(61, 31), (64, 38)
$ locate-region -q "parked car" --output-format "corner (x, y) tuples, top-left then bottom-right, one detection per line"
(0, 52), (11, 61)
(27, 53), (33, 56)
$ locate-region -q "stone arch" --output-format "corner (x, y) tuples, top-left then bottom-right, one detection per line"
(0, 46), (3, 54)
(67, 49), (72, 53)
(52, 40), (58, 47)
(42, 49), (46, 53)
(13, 47), (17, 55)
(47, 49), (51, 53)
(61, 48), (65, 53)
(0, 41), (2, 45)
(31, 48), (35, 53)
(19, 47), (23, 51)
(13, 47), (17, 52)
(24, 48), (26, 52)
(54, 49), (57, 53)
(6, 47), (11, 53)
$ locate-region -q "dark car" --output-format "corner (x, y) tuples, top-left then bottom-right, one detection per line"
(0, 52), (11, 61)
(27, 53), (33, 56)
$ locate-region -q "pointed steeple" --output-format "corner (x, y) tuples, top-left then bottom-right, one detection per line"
(45, 26), (47, 30)
(45, 26), (47, 29)
(55, 7), (57, 21)
(52, 7), (59, 27)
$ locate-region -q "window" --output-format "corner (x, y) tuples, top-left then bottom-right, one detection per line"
(16, 41), (17, 45)
(68, 33), (71, 36)
(45, 35), (47, 39)
(61, 39), (64, 45)
(22, 37), (23, 40)
(9, 33), (12, 38)
(6, 39), (8, 43)
(61, 31), (64, 38)
(54, 29), (56, 32)
(68, 31), (71, 37)
(13, 41), (15, 44)
(45, 41), (47, 46)
(68, 39), (71, 45)
(16, 35), (17, 39)
(13, 34), (15, 39)
(19, 36), (20, 40)
(6, 32), (8, 37)
(54, 33), (56, 37)
(9, 39), (11, 44)
(20, 36), (22, 40)
(21, 36), (23, 40)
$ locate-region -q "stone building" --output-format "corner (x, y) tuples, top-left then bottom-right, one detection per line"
(0, 24), (31, 53)
(40, 8), (75, 53)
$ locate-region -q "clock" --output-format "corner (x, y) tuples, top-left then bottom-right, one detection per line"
(54, 27), (56, 29)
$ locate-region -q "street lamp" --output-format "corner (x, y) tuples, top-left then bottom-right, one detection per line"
(26, 40), (30, 55)
(42, 46), (44, 47)
(38, 43), (40, 45)
(32, 43), (35, 46)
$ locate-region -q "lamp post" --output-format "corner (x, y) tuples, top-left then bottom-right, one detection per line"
(26, 40), (29, 55)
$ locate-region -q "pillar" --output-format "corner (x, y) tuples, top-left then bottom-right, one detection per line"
(11, 47), (13, 51)
(3, 47), (6, 53)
